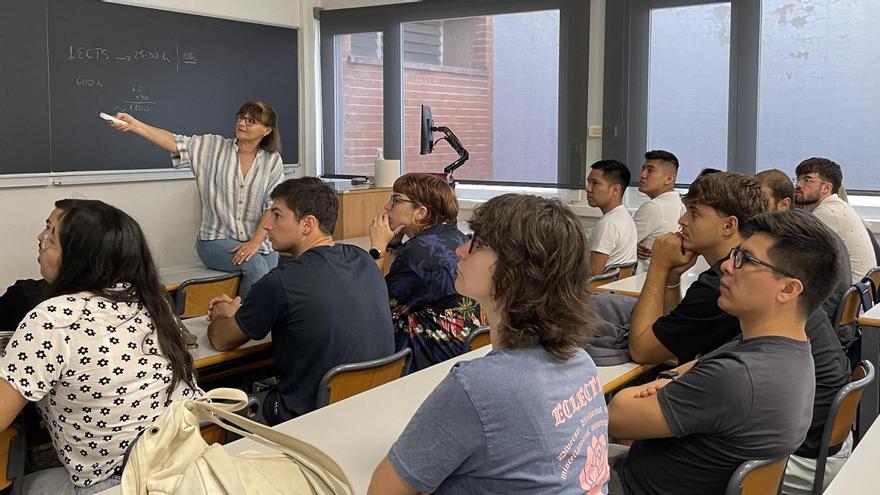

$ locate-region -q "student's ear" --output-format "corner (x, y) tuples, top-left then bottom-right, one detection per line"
(777, 278), (804, 306)
(721, 215), (739, 237)
(414, 205), (429, 224)
(778, 197), (792, 211)
(302, 215), (317, 235)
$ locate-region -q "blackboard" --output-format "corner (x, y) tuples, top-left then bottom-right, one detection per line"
(0, 0), (298, 174)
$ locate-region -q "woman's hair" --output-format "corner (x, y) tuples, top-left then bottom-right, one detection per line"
(468, 194), (594, 361)
(393, 173), (458, 229)
(238, 100), (281, 154)
(51, 199), (196, 393)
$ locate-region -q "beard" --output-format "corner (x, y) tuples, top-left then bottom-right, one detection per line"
(794, 190), (821, 206)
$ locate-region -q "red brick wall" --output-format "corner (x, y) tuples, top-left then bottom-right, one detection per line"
(338, 19), (494, 181)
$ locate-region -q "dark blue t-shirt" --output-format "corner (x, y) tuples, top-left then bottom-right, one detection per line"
(236, 243), (394, 415)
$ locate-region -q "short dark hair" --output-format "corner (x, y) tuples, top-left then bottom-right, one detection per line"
(755, 169), (795, 204)
(644, 150), (679, 170)
(393, 173), (458, 227)
(747, 210), (839, 318)
(590, 159), (631, 192)
(795, 157), (842, 194)
(52, 199), (196, 394)
(684, 172), (767, 235)
(270, 177), (339, 235)
(468, 194), (595, 361)
(697, 167), (723, 178)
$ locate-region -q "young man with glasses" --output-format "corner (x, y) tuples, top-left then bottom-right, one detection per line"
(607, 209), (840, 495)
(794, 157), (875, 283)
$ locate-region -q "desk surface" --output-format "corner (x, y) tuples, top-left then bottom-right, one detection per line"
(824, 416), (880, 494)
(859, 303), (880, 327)
(595, 268), (702, 297)
(100, 349), (650, 494)
(159, 265), (229, 292)
(184, 317), (272, 369)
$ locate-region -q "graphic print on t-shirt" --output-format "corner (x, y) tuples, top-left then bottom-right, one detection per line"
(551, 374), (610, 492)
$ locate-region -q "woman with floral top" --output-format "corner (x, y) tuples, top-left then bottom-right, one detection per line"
(0, 199), (200, 494)
(369, 173), (483, 371)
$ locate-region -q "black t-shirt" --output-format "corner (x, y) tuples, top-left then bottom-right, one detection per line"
(0, 279), (49, 330)
(652, 260), (850, 459)
(236, 244), (394, 416)
(621, 336), (815, 495)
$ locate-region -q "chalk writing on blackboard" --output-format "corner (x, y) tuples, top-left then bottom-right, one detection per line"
(66, 44), (198, 72)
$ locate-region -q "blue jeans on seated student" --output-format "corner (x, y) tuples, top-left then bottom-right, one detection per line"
(196, 239), (278, 299)
(22, 467), (121, 495)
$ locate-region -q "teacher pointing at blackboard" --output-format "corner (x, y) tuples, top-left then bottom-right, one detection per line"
(107, 100), (284, 298)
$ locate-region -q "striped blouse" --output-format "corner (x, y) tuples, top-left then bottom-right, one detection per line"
(172, 134), (284, 253)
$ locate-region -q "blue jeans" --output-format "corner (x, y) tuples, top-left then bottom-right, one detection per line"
(196, 239), (278, 299)
(22, 468), (121, 495)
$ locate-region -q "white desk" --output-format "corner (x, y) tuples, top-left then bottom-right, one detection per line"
(595, 268), (702, 298)
(183, 317), (272, 369)
(159, 264), (229, 291)
(99, 348), (651, 495)
(824, 416), (880, 494)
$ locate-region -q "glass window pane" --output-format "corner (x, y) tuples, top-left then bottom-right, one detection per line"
(336, 32), (383, 176)
(646, 3), (731, 183)
(402, 10), (559, 183)
(757, 0), (880, 190)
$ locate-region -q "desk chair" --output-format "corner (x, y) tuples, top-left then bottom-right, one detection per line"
(1, 422), (26, 495)
(316, 348), (412, 408)
(588, 268), (620, 292)
(725, 456), (789, 495)
(175, 273), (241, 319)
(834, 282), (873, 333)
(465, 327), (490, 351)
(606, 261), (638, 280)
(811, 360), (875, 495)
(862, 267), (880, 304)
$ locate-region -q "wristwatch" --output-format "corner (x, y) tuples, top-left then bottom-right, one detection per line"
(369, 247), (384, 260)
(657, 370), (680, 381)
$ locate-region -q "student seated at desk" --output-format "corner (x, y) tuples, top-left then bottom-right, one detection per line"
(207, 178), (393, 425)
(0, 199), (200, 494)
(608, 210), (839, 494)
(624, 173), (850, 494)
(369, 194), (609, 494)
(587, 160), (638, 276)
(369, 173), (483, 372)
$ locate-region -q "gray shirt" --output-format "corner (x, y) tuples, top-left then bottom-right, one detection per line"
(388, 346), (610, 494)
(621, 336), (815, 495)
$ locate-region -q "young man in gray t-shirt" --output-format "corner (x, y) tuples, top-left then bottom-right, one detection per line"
(607, 210), (840, 495)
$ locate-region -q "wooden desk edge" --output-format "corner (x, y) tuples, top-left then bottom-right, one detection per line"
(0, 426), (17, 489)
(859, 316), (880, 327)
(193, 342), (272, 368)
(602, 364), (657, 393)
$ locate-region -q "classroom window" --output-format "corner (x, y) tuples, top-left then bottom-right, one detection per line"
(335, 32), (384, 177)
(402, 11), (560, 182)
(756, 0), (880, 190)
(646, 3), (731, 183)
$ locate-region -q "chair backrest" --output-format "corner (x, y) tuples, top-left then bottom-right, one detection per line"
(316, 348), (412, 408)
(725, 456), (789, 495)
(175, 272), (241, 318)
(834, 282), (872, 328)
(465, 327), (490, 351)
(811, 360), (875, 495)
(606, 261), (638, 279)
(863, 267), (880, 303)
(1, 422), (26, 495)
(588, 268), (620, 292)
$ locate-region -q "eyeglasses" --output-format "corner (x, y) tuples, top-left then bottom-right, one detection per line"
(466, 232), (489, 254)
(792, 175), (828, 186)
(728, 246), (799, 279)
(389, 195), (417, 207)
(235, 113), (262, 127)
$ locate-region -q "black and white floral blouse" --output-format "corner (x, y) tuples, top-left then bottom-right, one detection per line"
(0, 285), (201, 487)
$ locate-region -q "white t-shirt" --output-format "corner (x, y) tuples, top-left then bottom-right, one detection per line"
(590, 204), (638, 270)
(0, 287), (201, 487)
(633, 191), (685, 272)
(813, 194), (875, 284)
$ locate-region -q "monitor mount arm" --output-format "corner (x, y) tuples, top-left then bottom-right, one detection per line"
(431, 126), (469, 176)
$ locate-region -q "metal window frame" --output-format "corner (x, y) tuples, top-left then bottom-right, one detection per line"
(319, 0), (589, 189)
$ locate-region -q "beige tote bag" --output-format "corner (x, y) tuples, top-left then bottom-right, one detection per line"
(122, 388), (353, 495)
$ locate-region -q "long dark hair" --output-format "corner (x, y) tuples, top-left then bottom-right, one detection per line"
(51, 199), (196, 392)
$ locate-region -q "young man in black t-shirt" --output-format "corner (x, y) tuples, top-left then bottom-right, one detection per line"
(206, 178), (394, 424)
(608, 210), (841, 494)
